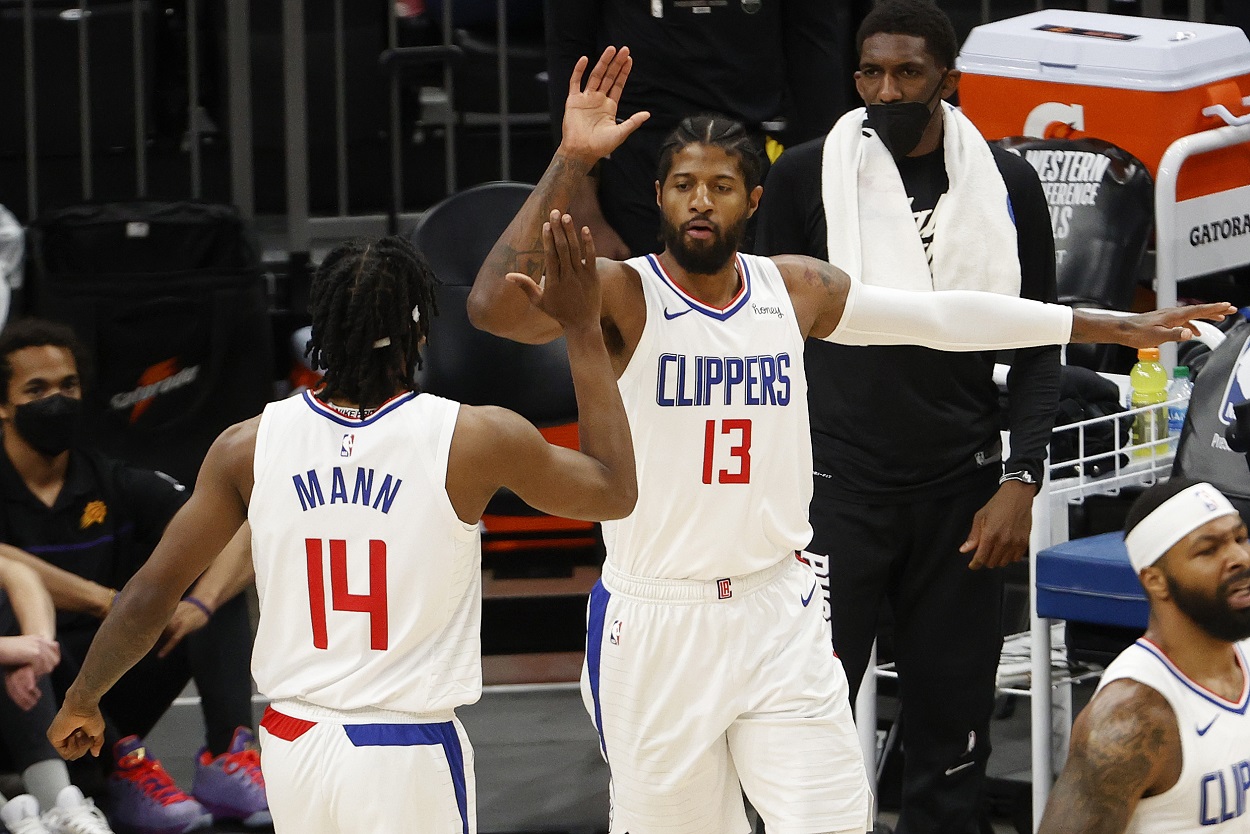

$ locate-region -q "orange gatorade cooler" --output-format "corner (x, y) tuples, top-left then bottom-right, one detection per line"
(957, 10), (1250, 202)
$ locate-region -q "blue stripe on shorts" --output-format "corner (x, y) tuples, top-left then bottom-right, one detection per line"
(343, 722), (469, 834)
(586, 579), (611, 762)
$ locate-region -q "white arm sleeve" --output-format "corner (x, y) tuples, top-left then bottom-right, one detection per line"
(824, 279), (1073, 351)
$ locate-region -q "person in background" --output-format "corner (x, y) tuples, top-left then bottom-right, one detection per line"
(544, 0), (844, 258)
(0, 318), (266, 834)
(1038, 478), (1250, 834)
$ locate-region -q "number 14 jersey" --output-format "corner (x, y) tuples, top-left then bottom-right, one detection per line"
(249, 390), (482, 715)
(606, 254), (812, 581)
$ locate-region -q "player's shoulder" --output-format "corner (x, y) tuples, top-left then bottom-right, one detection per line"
(1082, 677), (1179, 750)
(770, 136), (824, 178)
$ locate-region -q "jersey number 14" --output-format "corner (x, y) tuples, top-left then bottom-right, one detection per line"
(305, 538), (389, 651)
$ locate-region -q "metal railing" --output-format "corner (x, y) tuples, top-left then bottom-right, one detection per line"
(3, 0), (1214, 251)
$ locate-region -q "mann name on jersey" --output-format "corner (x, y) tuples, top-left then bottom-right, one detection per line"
(291, 466), (403, 514)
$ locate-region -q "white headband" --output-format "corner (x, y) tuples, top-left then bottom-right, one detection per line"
(1124, 482), (1237, 572)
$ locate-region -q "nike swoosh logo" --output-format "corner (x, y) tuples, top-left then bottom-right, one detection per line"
(944, 761), (976, 777)
(801, 582), (817, 607)
(1197, 717), (1218, 736)
(663, 307), (692, 319)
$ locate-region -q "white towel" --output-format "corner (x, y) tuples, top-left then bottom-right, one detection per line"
(821, 102), (1021, 295)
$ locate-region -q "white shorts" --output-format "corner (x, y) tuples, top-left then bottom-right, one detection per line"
(258, 701), (477, 834)
(582, 557), (872, 834)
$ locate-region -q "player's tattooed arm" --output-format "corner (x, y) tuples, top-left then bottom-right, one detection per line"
(469, 46), (647, 345)
(1037, 680), (1181, 834)
(469, 154), (592, 345)
(771, 255), (852, 339)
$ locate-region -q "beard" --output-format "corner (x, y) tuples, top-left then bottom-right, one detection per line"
(1166, 567), (1250, 643)
(659, 215), (745, 275)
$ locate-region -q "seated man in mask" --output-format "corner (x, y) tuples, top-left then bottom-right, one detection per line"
(0, 318), (266, 834)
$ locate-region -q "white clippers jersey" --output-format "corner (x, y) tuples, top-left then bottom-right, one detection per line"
(1097, 638), (1250, 833)
(603, 254), (812, 580)
(249, 390), (481, 714)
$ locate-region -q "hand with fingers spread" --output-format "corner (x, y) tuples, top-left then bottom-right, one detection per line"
(506, 210), (601, 334)
(1071, 302), (1238, 347)
(558, 46), (651, 165)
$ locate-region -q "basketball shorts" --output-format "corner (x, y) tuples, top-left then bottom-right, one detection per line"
(258, 701), (476, 834)
(583, 556), (872, 834)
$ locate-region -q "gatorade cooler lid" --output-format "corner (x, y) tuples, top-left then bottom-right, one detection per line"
(957, 11), (1250, 93)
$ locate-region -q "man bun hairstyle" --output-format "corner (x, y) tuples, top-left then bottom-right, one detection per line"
(856, 0), (959, 71)
(657, 115), (765, 194)
(305, 235), (439, 410)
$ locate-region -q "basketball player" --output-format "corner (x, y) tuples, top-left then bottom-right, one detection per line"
(43, 230), (637, 834)
(1038, 479), (1250, 834)
(468, 47), (1236, 834)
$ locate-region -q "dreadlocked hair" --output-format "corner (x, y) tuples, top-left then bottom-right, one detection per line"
(305, 235), (439, 410)
(657, 115), (764, 193)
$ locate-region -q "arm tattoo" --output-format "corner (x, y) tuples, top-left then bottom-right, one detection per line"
(1040, 683), (1177, 834)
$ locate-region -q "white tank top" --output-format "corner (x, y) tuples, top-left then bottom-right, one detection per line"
(1096, 638), (1250, 833)
(249, 390), (481, 715)
(602, 253), (812, 580)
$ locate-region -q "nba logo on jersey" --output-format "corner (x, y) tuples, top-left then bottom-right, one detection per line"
(340, 434), (354, 457)
(1218, 339), (1250, 425)
(609, 619), (623, 645)
(717, 578), (732, 600)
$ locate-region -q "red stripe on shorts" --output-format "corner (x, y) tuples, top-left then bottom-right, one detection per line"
(260, 706), (318, 741)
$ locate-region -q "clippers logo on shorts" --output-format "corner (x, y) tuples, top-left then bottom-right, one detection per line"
(609, 619), (623, 646)
(341, 434), (355, 458)
(109, 358), (201, 423)
(797, 551), (832, 622)
(1218, 339), (1250, 426)
(717, 578), (732, 600)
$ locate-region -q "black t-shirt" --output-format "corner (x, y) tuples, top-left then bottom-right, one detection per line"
(545, 0), (843, 143)
(0, 448), (188, 632)
(754, 134), (1060, 502)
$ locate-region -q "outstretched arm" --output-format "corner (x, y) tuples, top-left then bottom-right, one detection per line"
(778, 256), (1235, 350)
(450, 214), (636, 523)
(1038, 679), (1180, 834)
(48, 421), (255, 760)
(468, 46), (649, 344)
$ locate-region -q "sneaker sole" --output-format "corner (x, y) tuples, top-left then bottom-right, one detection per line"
(110, 811), (213, 834)
(195, 796), (272, 828)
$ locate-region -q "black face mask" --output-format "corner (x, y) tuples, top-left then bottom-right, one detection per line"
(12, 394), (83, 456)
(864, 72), (948, 159)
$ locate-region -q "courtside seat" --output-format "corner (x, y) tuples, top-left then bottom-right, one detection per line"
(411, 181), (599, 556)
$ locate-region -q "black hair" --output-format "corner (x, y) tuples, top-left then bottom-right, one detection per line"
(305, 235), (439, 410)
(656, 115), (764, 194)
(0, 317), (92, 403)
(1124, 476), (1209, 536)
(856, 0), (959, 71)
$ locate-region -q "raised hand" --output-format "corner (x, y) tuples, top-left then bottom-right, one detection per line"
(559, 46), (651, 164)
(505, 210), (601, 333)
(1072, 302), (1238, 347)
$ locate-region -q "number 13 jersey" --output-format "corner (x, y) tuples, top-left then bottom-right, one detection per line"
(249, 390), (482, 715)
(606, 254), (812, 581)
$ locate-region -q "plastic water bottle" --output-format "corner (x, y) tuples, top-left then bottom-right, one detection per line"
(1167, 366), (1193, 450)
(1130, 348), (1168, 458)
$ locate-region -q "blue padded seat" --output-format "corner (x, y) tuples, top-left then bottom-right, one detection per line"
(1035, 532), (1148, 629)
